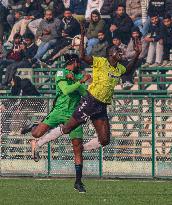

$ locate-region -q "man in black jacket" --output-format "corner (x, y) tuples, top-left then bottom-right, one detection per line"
(162, 14), (172, 66)
(110, 4), (133, 45)
(0, 33), (37, 88)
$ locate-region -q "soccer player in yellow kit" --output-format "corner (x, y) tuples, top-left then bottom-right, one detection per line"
(31, 24), (141, 192)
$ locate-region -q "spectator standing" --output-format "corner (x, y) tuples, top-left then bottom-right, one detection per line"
(143, 14), (164, 67)
(70, 0), (87, 22)
(90, 30), (109, 57)
(110, 4), (133, 45)
(86, 10), (105, 55)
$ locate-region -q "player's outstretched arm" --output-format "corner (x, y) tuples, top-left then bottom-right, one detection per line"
(79, 23), (93, 65)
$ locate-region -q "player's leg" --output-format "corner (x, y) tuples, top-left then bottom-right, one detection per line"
(92, 118), (110, 147)
(70, 126), (86, 193)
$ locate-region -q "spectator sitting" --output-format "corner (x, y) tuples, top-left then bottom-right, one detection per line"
(126, 0), (142, 31)
(53, 0), (65, 19)
(43, 8), (80, 64)
(86, 10), (105, 55)
(0, 2), (8, 41)
(166, 0), (172, 16)
(162, 14), (172, 66)
(85, 0), (104, 21)
(0, 34), (23, 84)
(33, 9), (61, 62)
(90, 30), (109, 57)
(7, 0), (42, 43)
(70, 0), (87, 22)
(112, 34), (127, 60)
(143, 14), (163, 67)
(141, 0), (167, 37)
(41, 0), (54, 11)
(62, 0), (70, 8)
(7, 0), (24, 28)
(0, 33), (37, 89)
(110, 4), (133, 45)
(122, 27), (146, 89)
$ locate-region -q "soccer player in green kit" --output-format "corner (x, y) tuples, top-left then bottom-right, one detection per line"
(22, 53), (90, 193)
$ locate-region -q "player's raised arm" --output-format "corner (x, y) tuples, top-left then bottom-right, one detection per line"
(79, 23), (93, 65)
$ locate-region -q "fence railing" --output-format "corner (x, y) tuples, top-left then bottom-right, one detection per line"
(0, 95), (172, 178)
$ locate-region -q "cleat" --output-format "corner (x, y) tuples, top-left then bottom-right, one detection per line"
(74, 182), (86, 193)
(21, 122), (38, 135)
(30, 140), (40, 162)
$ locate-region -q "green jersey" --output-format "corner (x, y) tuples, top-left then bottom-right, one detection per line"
(54, 68), (86, 114)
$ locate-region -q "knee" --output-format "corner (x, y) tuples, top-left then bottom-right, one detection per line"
(32, 129), (42, 138)
(62, 126), (71, 134)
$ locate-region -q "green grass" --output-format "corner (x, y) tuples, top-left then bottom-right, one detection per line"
(0, 178), (172, 205)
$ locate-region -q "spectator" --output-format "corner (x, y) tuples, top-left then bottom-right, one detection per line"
(0, 34), (23, 84)
(143, 14), (163, 67)
(1, 33), (37, 88)
(162, 14), (172, 66)
(61, 9), (80, 38)
(86, 10), (105, 55)
(62, 0), (70, 8)
(33, 9), (61, 62)
(53, 0), (65, 19)
(112, 34), (127, 59)
(1, 76), (43, 136)
(70, 0), (87, 22)
(43, 8), (80, 63)
(141, 0), (167, 36)
(114, 0), (126, 10)
(148, 0), (166, 18)
(41, 0), (54, 11)
(7, 0), (42, 43)
(85, 0), (104, 20)
(166, 0), (172, 16)
(7, 0), (24, 28)
(100, 0), (114, 22)
(0, 2), (8, 41)
(126, 0), (142, 30)
(122, 27), (146, 89)
(90, 30), (109, 57)
(110, 4), (133, 45)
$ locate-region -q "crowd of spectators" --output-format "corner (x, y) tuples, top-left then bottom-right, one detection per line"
(0, 0), (172, 90)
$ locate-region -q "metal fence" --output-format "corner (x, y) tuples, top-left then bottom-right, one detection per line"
(0, 95), (172, 178)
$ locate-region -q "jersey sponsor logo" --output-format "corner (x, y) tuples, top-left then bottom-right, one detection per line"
(108, 72), (119, 80)
(56, 71), (64, 77)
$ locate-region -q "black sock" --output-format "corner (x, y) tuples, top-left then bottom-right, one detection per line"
(75, 164), (83, 184)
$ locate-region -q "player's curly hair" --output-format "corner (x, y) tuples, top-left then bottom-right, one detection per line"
(64, 53), (80, 65)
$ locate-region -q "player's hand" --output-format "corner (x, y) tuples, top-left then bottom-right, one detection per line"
(80, 74), (91, 83)
(66, 73), (75, 81)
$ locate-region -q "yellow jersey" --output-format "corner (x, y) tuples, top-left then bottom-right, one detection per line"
(88, 57), (126, 104)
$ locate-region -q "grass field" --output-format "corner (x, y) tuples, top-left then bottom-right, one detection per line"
(0, 178), (172, 205)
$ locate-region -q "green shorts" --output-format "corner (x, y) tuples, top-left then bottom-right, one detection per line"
(43, 107), (83, 140)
